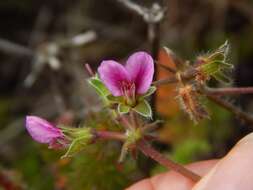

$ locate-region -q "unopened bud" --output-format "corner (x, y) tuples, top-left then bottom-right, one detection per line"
(195, 41), (233, 84)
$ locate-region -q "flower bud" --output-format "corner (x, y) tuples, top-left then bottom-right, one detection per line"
(25, 116), (66, 149)
(195, 41), (233, 84)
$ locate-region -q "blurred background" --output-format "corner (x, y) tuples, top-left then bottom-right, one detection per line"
(0, 0), (253, 189)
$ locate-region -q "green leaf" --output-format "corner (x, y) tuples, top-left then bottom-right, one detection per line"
(133, 100), (152, 118)
(140, 86), (156, 99)
(88, 77), (110, 98)
(118, 104), (130, 114)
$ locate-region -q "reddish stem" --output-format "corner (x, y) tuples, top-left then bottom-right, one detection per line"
(205, 87), (253, 95)
(205, 94), (253, 126)
(95, 130), (126, 141)
(137, 140), (201, 182)
(152, 68), (197, 86)
(117, 115), (133, 129)
(94, 130), (200, 182)
(84, 63), (95, 77)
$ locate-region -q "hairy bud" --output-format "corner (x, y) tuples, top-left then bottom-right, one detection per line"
(195, 41), (233, 84)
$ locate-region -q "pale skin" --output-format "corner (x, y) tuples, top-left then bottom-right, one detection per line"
(127, 132), (253, 190)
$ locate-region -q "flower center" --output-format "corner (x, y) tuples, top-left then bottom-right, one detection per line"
(120, 81), (136, 106)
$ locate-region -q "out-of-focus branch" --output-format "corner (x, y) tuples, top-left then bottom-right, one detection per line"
(59, 30), (97, 47)
(24, 30), (97, 87)
(0, 39), (33, 57)
(29, 6), (52, 47)
(117, 0), (165, 24)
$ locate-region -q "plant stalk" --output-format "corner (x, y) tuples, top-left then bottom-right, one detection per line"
(95, 130), (126, 141)
(137, 140), (201, 182)
(205, 87), (253, 96)
(205, 94), (253, 126)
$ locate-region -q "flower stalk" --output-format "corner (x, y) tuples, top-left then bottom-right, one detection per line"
(92, 129), (202, 182)
(137, 140), (201, 182)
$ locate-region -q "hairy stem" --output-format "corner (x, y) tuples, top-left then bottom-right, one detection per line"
(206, 94), (253, 126)
(205, 87), (253, 96)
(137, 140), (201, 182)
(152, 68), (197, 86)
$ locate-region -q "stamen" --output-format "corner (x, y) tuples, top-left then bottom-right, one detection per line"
(120, 81), (136, 106)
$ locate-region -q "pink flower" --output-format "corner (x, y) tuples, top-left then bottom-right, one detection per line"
(26, 116), (65, 148)
(98, 51), (154, 103)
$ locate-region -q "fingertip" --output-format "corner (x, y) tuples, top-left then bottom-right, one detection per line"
(126, 160), (218, 190)
(126, 179), (154, 190)
(194, 132), (253, 190)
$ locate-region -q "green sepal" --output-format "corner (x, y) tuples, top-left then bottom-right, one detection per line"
(87, 75), (110, 99)
(60, 127), (94, 158)
(200, 60), (233, 84)
(208, 40), (229, 62)
(133, 100), (152, 118)
(107, 95), (124, 103)
(61, 136), (91, 158)
(60, 127), (92, 138)
(139, 86), (156, 100)
(118, 103), (130, 114)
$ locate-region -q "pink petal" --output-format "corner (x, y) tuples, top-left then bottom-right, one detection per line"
(26, 116), (63, 144)
(98, 60), (130, 96)
(125, 51), (154, 94)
